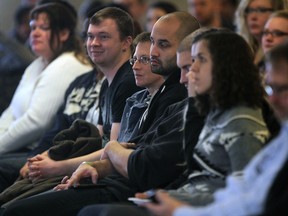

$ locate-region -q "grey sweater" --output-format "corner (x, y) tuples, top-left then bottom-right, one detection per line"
(169, 105), (269, 206)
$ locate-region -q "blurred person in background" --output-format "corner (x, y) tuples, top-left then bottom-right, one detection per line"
(8, 5), (34, 46)
(0, 33), (34, 114)
(0, 5), (35, 114)
(219, 0), (238, 30)
(235, 0), (287, 65)
(113, 0), (147, 29)
(145, 1), (178, 32)
(256, 10), (288, 76)
(187, 0), (234, 30)
(262, 10), (288, 55)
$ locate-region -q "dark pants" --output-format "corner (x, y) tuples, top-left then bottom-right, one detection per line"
(2, 187), (120, 216)
(78, 204), (151, 216)
(0, 153), (27, 193)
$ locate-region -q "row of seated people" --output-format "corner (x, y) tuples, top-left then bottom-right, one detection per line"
(0, 1), (286, 215)
(0, 4), (286, 214)
(75, 9), (288, 216)
(0, 0), (279, 115)
(0, 0), (177, 114)
(0, 0), (284, 135)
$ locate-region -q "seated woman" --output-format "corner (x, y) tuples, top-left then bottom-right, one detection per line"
(77, 28), (270, 216)
(262, 10), (288, 55)
(235, 0), (287, 66)
(168, 27), (269, 205)
(0, 2), (92, 155)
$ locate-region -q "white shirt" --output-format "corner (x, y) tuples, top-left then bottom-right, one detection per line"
(0, 52), (92, 154)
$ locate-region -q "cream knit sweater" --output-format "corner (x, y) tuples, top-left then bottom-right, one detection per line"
(0, 52), (92, 154)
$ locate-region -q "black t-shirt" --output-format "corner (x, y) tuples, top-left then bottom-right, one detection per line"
(97, 61), (142, 142)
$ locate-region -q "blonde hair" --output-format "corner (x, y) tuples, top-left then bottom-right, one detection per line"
(235, 0), (288, 64)
(269, 9), (288, 20)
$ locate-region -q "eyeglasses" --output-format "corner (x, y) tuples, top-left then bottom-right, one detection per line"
(244, 7), (274, 15)
(265, 84), (288, 96)
(129, 56), (150, 65)
(262, 30), (288, 38)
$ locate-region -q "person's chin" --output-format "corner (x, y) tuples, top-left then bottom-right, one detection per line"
(151, 67), (162, 75)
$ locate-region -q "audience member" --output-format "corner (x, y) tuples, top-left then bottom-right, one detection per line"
(0, 11), (202, 216)
(219, 0), (238, 30)
(142, 40), (288, 216)
(117, 32), (165, 142)
(79, 0), (104, 24)
(145, 1), (178, 32)
(27, 5), (138, 173)
(0, 32), (34, 113)
(3, 2), (76, 112)
(262, 10), (288, 55)
(112, 0), (147, 29)
(187, 0), (233, 30)
(169, 27), (268, 205)
(235, 0), (286, 65)
(175, 30), (206, 175)
(0, 0), (41, 114)
(119, 24), (190, 142)
(8, 5), (33, 45)
(177, 32), (196, 93)
(252, 10), (288, 77)
(0, 67), (103, 193)
(23, 6), (141, 180)
(129, 12), (199, 142)
(87, 7), (141, 145)
(77, 28), (270, 216)
(0, 3), (92, 155)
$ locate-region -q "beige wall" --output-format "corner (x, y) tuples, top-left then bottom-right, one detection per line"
(0, 0), (187, 33)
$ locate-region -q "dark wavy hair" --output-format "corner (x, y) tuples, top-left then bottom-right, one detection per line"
(30, 2), (88, 64)
(192, 28), (265, 114)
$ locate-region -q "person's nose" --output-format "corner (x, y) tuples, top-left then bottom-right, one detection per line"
(150, 43), (159, 58)
(180, 70), (188, 84)
(30, 28), (40, 38)
(249, 11), (259, 20)
(132, 59), (141, 70)
(263, 32), (274, 42)
(90, 37), (101, 46)
(190, 60), (199, 73)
